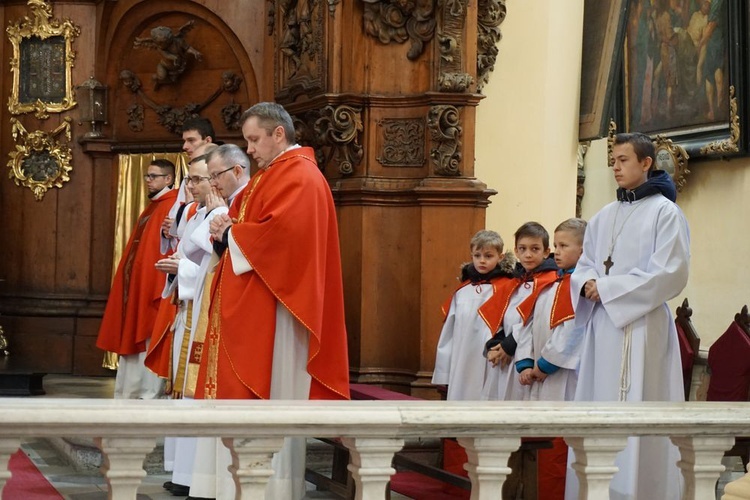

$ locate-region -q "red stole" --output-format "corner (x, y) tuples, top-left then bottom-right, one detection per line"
(196, 147), (350, 401)
(516, 270), (560, 325)
(96, 189), (178, 355)
(549, 273), (575, 329)
(441, 276), (522, 334)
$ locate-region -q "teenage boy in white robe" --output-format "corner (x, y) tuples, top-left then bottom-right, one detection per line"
(566, 132), (689, 500)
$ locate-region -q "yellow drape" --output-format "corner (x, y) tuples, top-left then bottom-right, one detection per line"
(103, 152), (188, 370)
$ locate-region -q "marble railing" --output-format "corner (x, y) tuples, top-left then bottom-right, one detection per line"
(0, 399), (749, 500)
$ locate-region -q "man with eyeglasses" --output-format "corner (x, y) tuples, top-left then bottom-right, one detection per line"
(193, 102), (350, 499)
(146, 144), (219, 497)
(96, 159), (177, 401)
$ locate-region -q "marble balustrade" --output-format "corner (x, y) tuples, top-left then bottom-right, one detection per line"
(0, 399), (748, 500)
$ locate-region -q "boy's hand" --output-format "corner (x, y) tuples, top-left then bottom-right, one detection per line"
(584, 279), (600, 302)
(519, 369), (534, 386)
(488, 345), (511, 368)
(531, 366), (548, 383)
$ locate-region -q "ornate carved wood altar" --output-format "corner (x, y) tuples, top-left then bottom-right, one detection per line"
(0, 0), (505, 390)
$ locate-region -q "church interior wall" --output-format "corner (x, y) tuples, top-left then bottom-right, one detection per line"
(476, 0), (746, 348)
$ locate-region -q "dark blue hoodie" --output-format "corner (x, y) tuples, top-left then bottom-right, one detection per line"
(616, 169), (677, 203)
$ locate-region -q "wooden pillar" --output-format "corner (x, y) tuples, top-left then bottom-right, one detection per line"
(272, 0), (505, 397)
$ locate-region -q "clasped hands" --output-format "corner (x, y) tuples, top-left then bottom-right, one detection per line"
(518, 366), (548, 386)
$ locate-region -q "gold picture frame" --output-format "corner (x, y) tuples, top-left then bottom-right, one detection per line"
(8, 117), (73, 201)
(6, 0), (80, 119)
(654, 135), (690, 192)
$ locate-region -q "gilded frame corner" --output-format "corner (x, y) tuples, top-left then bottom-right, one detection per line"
(654, 134), (691, 192)
(6, 0), (81, 119)
(8, 117), (73, 201)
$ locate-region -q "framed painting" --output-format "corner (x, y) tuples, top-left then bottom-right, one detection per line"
(579, 0), (631, 140)
(621, 0), (746, 157)
(6, 0), (80, 119)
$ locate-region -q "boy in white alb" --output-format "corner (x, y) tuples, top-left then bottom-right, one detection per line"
(432, 230), (515, 400)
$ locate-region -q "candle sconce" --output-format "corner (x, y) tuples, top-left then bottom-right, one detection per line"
(76, 76), (108, 140)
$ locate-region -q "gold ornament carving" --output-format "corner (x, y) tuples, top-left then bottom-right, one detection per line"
(577, 142), (589, 218)
(6, 0), (80, 119)
(607, 118), (617, 167)
(476, 0), (506, 92)
(362, 0), (437, 61)
(428, 105), (462, 176)
(7, 117), (73, 201)
(700, 85), (740, 155)
(654, 135), (690, 192)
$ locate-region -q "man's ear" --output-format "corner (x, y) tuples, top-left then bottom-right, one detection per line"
(642, 156), (653, 172)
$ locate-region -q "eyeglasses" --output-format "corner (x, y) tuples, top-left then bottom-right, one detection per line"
(186, 175), (211, 185)
(143, 173), (169, 181)
(209, 165), (237, 181)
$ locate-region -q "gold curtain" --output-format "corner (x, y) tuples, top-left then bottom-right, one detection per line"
(103, 152), (188, 370)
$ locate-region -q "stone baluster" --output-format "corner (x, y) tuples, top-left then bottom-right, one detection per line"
(457, 437), (520, 500)
(340, 437), (404, 500)
(723, 469), (750, 500)
(95, 437), (156, 500)
(222, 437), (285, 500)
(671, 435), (735, 500)
(0, 438), (20, 497)
(565, 436), (628, 500)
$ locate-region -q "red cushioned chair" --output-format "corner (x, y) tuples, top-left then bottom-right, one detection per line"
(707, 305), (750, 471)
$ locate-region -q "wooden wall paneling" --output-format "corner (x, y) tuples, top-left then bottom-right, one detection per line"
(102, 1), (261, 144)
(0, 316), (73, 373)
(337, 204), (363, 369)
(73, 317), (113, 377)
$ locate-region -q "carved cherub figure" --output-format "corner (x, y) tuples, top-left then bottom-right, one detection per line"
(134, 20), (202, 89)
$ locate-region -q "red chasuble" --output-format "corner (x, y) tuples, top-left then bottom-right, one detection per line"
(96, 189), (178, 355)
(196, 147), (350, 401)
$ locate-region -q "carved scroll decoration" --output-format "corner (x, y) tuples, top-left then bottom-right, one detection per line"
(268, 0), (277, 35)
(276, 0), (326, 101)
(428, 105), (462, 176)
(377, 118), (425, 167)
(328, 0), (340, 15)
(476, 0), (506, 92)
(654, 135), (691, 192)
(293, 105), (364, 175)
(361, 0), (437, 61)
(700, 85), (740, 155)
(607, 118), (617, 167)
(438, 0), (474, 92)
(314, 105), (364, 175)
(119, 70), (243, 134)
(7, 117), (72, 201)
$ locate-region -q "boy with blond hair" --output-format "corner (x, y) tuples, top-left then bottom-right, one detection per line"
(515, 218), (586, 401)
(432, 230), (515, 400)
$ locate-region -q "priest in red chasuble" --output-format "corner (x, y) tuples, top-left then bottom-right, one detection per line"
(197, 102), (350, 403)
(96, 159), (177, 399)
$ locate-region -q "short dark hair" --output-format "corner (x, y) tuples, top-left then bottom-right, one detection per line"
(182, 117), (215, 141)
(150, 159), (175, 178)
(514, 221), (549, 249)
(240, 102), (296, 143)
(614, 132), (655, 170)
